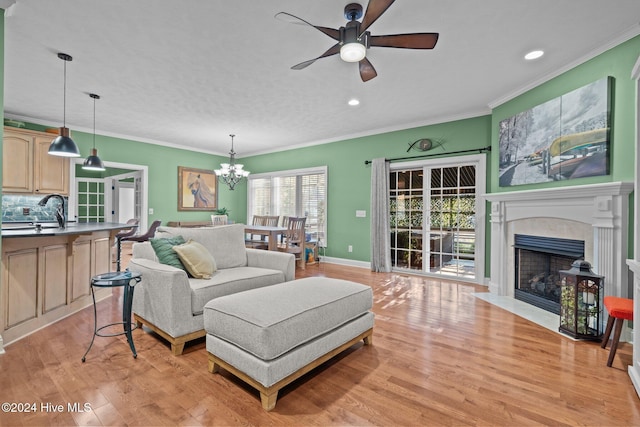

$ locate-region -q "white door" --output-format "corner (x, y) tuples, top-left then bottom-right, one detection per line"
(109, 171), (143, 226)
(75, 178), (106, 222)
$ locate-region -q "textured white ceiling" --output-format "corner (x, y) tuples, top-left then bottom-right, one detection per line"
(4, 1), (640, 157)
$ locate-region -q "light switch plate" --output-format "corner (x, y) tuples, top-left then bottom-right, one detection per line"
(356, 210), (366, 217)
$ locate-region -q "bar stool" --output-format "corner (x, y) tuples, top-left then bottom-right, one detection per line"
(115, 219), (139, 272)
(82, 269), (142, 362)
(601, 296), (634, 367)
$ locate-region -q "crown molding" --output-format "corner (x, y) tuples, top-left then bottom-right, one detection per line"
(488, 23), (640, 109)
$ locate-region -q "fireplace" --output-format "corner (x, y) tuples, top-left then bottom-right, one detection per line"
(514, 234), (585, 314)
(484, 182), (632, 305)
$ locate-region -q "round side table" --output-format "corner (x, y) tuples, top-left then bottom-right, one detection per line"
(82, 270), (142, 362)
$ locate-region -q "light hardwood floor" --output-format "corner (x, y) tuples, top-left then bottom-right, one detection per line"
(1, 250), (639, 426)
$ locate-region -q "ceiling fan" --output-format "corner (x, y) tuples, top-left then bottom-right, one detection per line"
(276, 0), (439, 82)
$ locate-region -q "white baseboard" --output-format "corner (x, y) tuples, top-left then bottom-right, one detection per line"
(320, 256), (370, 270)
(630, 365), (640, 399)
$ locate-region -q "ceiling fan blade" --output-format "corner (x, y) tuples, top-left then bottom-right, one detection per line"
(371, 33), (439, 49)
(359, 0), (396, 35)
(359, 58), (378, 82)
(291, 43), (341, 70)
(275, 12), (340, 40)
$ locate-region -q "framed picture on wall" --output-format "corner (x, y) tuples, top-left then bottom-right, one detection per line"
(178, 166), (218, 211)
(498, 76), (612, 187)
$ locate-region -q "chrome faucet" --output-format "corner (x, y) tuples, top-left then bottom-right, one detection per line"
(38, 194), (66, 228)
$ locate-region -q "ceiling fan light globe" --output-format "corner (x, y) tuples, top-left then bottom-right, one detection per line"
(340, 42), (366, 62)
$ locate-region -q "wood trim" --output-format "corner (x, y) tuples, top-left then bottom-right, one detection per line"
(133, 313), (206, 355)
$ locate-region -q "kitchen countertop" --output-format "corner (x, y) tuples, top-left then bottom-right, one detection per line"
(1, 222), (136, 238)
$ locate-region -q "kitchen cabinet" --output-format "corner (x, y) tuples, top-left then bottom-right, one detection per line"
(2, 127), (70, 195)
(1, 227), (120, 348)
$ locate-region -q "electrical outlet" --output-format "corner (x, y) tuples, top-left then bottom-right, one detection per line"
(356, 210), (366, 217)
(148, 208), (154, 215)
(348, 245), (353, 253)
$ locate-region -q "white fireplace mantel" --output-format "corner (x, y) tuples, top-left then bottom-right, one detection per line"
(484, 182), (633, 300)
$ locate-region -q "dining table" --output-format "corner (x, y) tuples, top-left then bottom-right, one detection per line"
(244, 224), (287, 251)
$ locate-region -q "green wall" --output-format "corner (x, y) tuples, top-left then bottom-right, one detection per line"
(491, 35), (640, 191)
(67, 131), (242, 224)
(240, 116), (492, 262)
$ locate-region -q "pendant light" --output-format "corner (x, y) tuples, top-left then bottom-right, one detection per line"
(214, 134), (250, 190)
(82, 93), (105, 171)
(49, 53), (81, 157)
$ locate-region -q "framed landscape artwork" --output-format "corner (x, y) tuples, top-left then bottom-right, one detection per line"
(498, 76), (612, 187)
(178, 166), (218, 211)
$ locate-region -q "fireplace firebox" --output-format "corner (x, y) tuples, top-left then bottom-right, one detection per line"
(514, 234), (585, 314)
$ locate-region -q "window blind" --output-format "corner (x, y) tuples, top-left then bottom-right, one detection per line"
(248, 166), (327, 246)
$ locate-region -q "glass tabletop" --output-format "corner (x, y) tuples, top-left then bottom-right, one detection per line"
(91, 270), (142, 287)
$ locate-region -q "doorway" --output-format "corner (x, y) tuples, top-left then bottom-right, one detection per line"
(389, 154), (486, 282)
(68, 159), (149, 232)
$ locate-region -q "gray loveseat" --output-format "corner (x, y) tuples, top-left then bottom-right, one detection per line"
(129, 224), (295, 355)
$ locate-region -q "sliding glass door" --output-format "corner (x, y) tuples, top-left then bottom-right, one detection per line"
(389, 155), (485, 281)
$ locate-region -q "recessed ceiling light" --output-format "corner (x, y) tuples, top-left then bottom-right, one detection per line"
(524, 50), (544, 60)
(348, 98), (360, 106)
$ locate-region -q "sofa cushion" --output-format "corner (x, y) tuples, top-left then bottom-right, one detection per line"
(157, 224), (247, 269)
(190, 267), (285, 315)
(173, 239), (217, 279)
(203, 277), (373, 360)
(149, 236), (187, 271)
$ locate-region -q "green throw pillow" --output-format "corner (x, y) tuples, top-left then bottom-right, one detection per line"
(173, 239), (217, 279)
(149, 236), (187, 271)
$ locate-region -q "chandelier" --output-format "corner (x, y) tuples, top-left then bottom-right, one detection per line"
(215, 134), (250, 190)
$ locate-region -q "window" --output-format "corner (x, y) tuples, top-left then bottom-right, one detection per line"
(248, 166), (327, 246)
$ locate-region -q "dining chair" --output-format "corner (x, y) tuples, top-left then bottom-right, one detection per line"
(277, 216), (307, 269)
(245, 215), (267, 249)
(279, 216), (290, 243)
(263, 216), (279, 227)
(281, 216), (290, 229)
(211, 214), (228, 226)
(260, 215), (281, 248)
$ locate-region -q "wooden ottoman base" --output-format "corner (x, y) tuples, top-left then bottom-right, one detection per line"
(204, 277), (375, 410)
(208, 328), (373, 411)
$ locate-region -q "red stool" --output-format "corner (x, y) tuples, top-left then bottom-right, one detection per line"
(601, 296), (634, 367)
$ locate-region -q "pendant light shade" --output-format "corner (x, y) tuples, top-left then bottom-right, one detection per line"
(82, 148), (105, 171)
(49, 53), (81, 157)
(82, 93), (105, 171)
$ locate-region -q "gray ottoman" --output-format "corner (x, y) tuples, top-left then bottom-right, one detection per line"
(204, 277), (374, 411)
